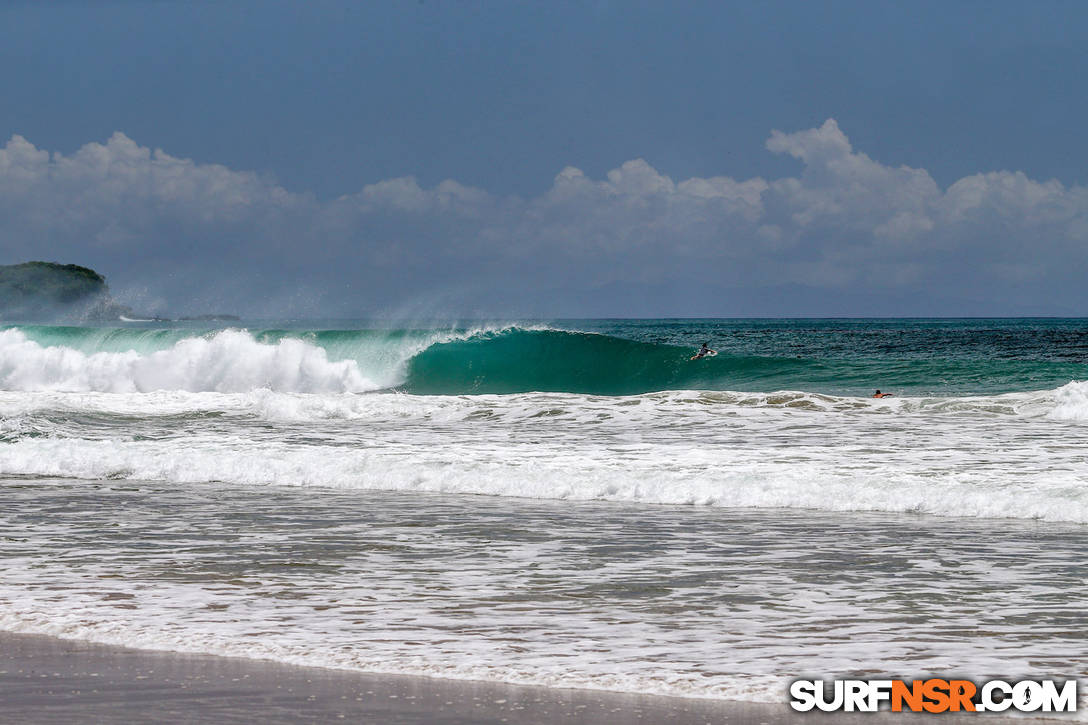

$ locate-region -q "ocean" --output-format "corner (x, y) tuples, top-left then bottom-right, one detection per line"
(1, 318), (1086, 709)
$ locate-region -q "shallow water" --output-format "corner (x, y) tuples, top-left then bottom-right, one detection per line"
(1, 480), (1085, 706)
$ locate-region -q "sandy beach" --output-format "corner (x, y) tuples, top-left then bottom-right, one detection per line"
(2, 631), (1057, 725)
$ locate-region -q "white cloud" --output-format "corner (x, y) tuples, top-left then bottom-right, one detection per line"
(766, 119), (941, 243)
(1, 121), (1087, 314)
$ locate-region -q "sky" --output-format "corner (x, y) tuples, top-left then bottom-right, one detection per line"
(1, 0), (1087, 317)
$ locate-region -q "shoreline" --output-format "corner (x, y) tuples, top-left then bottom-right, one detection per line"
(0, 631), (1052, 724)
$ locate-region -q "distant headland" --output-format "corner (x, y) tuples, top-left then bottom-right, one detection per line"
(0, 261), (132, 321)
(0, 261), (236, 322)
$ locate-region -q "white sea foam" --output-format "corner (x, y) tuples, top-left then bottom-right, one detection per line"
(0, 327), (378, 393)
(1, 487), (1085, 713)
(0, 382), (1085, 421)
(0, 609), (786, 703)
(1, 387), (1086, 523)
(1049, 379), (1088, 420)
(0, 324), (563, 394)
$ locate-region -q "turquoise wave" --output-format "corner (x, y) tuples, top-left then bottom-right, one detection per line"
(4, 323), (1086, 396)
(400, 328), (1085, 396)
(401, 329), (817, 395)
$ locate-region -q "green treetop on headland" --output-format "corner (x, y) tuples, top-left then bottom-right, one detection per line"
(0, 261), (131, 320)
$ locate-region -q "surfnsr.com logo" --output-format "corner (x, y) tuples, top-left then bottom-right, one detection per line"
(789, 679), (1077, 713)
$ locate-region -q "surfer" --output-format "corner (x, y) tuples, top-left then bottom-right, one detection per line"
(872, 390), (894, 398)
(691, 342), (716, 360)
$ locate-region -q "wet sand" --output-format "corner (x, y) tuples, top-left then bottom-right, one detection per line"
(0, 632), (1051, 724)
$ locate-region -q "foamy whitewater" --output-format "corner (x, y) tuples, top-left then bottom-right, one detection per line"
(1, 319), (1086, 712)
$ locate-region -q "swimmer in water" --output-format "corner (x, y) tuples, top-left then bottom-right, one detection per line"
(691, 342), (716, 360)
(872, 390), (894, 398)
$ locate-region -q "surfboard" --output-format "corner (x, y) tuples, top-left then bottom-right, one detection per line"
(690, 350), (717, 360)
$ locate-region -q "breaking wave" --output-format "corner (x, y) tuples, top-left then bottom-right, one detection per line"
(1, 324), (1085, 396)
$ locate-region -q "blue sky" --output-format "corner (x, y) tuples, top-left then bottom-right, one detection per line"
(1, 0), (1087, 317)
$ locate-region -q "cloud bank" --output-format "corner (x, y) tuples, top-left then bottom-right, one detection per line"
(1, 120), (1085, 316)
